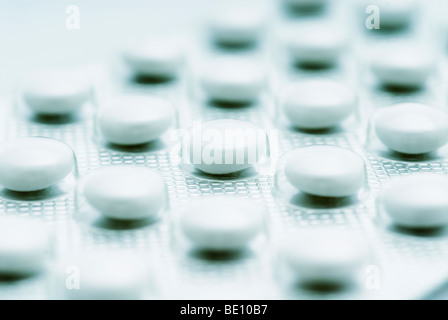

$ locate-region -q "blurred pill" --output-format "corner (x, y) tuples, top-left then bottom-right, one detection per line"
(209, 8), (265, 46)
(186, 119), (267, 175)
(381, 174), (448, 229)
(200, 58), (265, 103)
(22, 70), (90, 116)
(98, 95), (174, 146)
(0, 138), (74, 192)
(283, 0), (328, 11)
(0, 217), (50, 276)
(285, 146), (365, 197)
(374, 103), (448, 155)
(180, 196), (264, 251)
(56, 253), (148, 300)
(281, 79), (356, 129)
(365, 0), (416, 29)
(371, 44), (434, 88)
(123, 37), (183, 78)
(286, 23), (346, 67)
(280, 228), (370, 285)
(84, 166), (167, 221)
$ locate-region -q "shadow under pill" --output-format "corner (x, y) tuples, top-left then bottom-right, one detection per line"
(130, 74), (175, 85)
(378, 84), (423, 95)
(293, 61), (335, 71)
(30, 113), (80, 125)
(105, 139), (166, 153)
(389, 225), (448, 238)
(283, 4), (326, 17)
(191, 167), (258, 181)
(212, 41), (257, 52)
(289, 192), (358, 209)
(93, 217), (155, 230)
(190, 249), (249, 262)
(207, 99), (254, 109)
(298, 281), (349, 295)
(290, 125), (343, 135)
(0, 273), (36, 282)
(378, 150), (439, 162)
(0, 186), (65, 201)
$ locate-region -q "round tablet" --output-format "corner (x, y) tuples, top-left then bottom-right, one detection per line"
(22, 71), (90, 115)
(284, 146), (365, 197)
(280, 228), (369, 284)
(0, 138), (75, 192)
(98, 95), (174, 145)
(371, 44), (434, 87)
(123, 37), (183, 78)
(186, 119), (267, 175)
(209, 8), (265, 45)
(381, 174), (448, 229)
(0, 217), (49, 276)
(374, 103), (448, 155)
(286, 23), (346, 66)
(281, 80), (356, 129)
(83, 166), (167, 220)
(200, 58), (265, 103)
(180, 196), (264, 251)
(57, 253), (148, 300)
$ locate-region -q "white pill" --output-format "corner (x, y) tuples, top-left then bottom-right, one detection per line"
(284, 146), (365, 197)
(281, 80), (356, 129)
(123, 37), (183, 78)
(381, 174), (448, 229)
(56, 253), (148, 300)
(374, 103), (448, 155)
(180, 196), (264, 251)
(280, 228), (369, 284)
(0, 138), (74, 192)
(98, 95), (174, 145)
(365, 0), (416, 29)
(200, 58), (265, 103)
(186, 119), (267, 175)
(22, 71), (90, 115)
(83, 166), (167, 220)
(371, 45), (434, 87)
(286, 23), (347, 66)
(0, 217), (49, 276)
(209, 8), (265, 45)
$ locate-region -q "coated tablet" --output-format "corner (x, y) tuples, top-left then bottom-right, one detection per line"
(284, 146), (365, 197)
(98, 95), (174, 145)
(281, 80), (356, 129)
(280, 228), (369, 284)
(123, 37), (183, 78)
(381, 174), (448, 228)
(185, 119), (267, 175)
(200, 58), (265, 103)
(0, 138), (75, 192)
(83, 166), (167, 220)
(0, 217), (49, 276)
(22, 71), (90, 115)
(371, 45), (434, 87)
(180, 196), (264, 251)
(286, 23), (346, 66)
(374, 103), (448, 155)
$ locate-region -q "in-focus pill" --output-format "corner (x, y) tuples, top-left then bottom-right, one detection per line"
(286, 23), (346, 66)
(57, 253), (148, 300)
(83, 166), (167, 220)
(374, 103), (448, 155)
(200, 58), (265, 103)
(98, 95), (174, 146)
(381, 174), (448, 229)
(0, 217), (49, 276)
(180, 196), (264, 251)
(22, 71), (90, 115)
(186, 119), (267, 175)
(280, 228), (369, 285)
(281, 79), (356, 129)
(123, 37), (183, 78)
(371, 44), (434, 87)
(209, 8), (265, 46)
(284, 146), (365, 197)
(0, 138), (75, 192)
